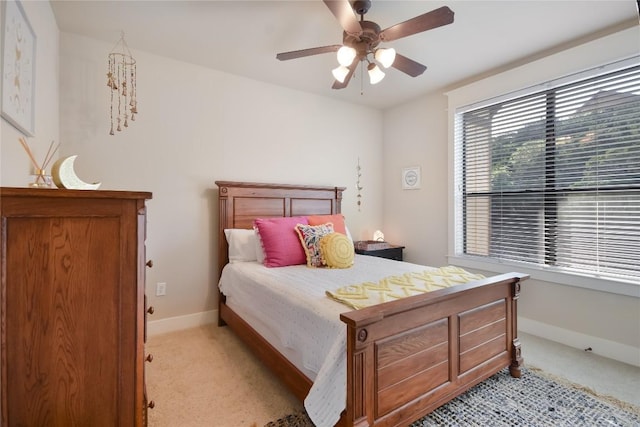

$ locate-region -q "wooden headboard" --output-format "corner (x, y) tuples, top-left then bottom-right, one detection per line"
(215, 181), (346, 277)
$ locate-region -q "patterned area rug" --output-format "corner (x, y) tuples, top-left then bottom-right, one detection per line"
(264, 367), (640, 427)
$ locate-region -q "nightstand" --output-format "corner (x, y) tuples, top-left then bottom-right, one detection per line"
(354, 241), (404, 261)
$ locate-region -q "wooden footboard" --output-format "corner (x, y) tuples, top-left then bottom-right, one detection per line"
(340, 272), (527, 427)
(219, 272), (527, 427)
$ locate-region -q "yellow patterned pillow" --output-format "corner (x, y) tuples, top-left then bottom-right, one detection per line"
(320, 232), (354, 269)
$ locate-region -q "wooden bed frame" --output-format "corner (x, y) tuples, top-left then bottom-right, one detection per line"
(215, 181), (528, 427)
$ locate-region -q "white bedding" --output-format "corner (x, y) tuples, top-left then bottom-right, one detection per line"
(218, 254), (439, 427)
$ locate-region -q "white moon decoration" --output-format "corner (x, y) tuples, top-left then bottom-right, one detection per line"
(51, 155), (101, 190)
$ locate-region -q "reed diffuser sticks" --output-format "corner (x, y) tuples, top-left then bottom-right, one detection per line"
(18, 137), (60, 187)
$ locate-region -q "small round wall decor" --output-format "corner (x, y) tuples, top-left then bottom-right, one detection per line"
(402, 166), (421, 190)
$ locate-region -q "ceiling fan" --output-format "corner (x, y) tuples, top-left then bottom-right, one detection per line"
(276, 0), (454, 89)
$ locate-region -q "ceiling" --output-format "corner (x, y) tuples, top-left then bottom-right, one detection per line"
(51, 1), (639, 110)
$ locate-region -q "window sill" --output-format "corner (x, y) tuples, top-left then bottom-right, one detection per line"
(447, 255), (640, 298)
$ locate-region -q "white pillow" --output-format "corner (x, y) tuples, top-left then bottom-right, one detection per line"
(224, 229), (258, 263)
(253, 226), (265, 264)
(345, 226), (353, 244)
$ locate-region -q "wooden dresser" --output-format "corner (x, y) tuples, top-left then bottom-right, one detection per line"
(0, 187), (153, 426)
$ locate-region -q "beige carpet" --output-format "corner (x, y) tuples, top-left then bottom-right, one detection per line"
(145, 325), (304, 426)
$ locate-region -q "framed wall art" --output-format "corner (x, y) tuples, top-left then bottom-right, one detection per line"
(1, 0), (36, 136)
(402, 166), (421, 190)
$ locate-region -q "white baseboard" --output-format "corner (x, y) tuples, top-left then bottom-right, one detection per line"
(147, 310), (217, 337)
(519, 317), (640, 367)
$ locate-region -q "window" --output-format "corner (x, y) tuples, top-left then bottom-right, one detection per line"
(454, 62), (640, 284)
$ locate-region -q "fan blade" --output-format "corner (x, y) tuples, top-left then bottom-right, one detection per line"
(332, 61), (358, 90)
(276, 45), (342, 61)
(380, 6), (454, 42)
(392, 53), (427, 77)
(323, 0), (362, 36)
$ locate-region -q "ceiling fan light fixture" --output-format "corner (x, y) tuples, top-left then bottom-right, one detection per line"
(368, 63), (385, 84)
(336, 46), (357, 66)
(375, 47), (396, 68)
(275, 3), (454, 90)
(332, 65), (350, 83)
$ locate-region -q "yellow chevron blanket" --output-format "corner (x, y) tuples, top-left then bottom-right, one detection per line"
(326, 266), (485, 310)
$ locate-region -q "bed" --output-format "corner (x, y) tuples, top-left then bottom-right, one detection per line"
(215, 180), (528, 427)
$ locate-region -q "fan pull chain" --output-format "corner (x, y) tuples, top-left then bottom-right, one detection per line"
(360, 60), (364, 95)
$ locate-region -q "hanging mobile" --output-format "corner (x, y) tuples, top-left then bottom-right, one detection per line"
(107, 31), (137, 135)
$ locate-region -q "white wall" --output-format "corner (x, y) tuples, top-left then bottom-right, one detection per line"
(382, 93), (449, 267)
(1, 1), (59, 186)
(382, 27), (640, 366)
(58, 32), (384, 323)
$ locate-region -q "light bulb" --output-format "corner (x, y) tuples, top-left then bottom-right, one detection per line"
(332, 65), (350, 83)
(375, 48), (396, 68)
(368, 63), (385, 84)
(337, 46), (356, 67)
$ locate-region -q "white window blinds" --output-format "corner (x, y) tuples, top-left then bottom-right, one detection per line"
(454, 63), (640, 283)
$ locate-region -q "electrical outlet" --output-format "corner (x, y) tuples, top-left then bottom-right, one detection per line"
(156, 282), (166, 296)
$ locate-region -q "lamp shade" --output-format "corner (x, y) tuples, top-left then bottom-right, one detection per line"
(374, 47), (396, 68)
(368, 63), (385, 84)
(332, 65), (350, 83)
(337, 46), (357, 67)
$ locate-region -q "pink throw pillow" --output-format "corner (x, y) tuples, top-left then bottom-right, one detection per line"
(254, 216), (308, 267)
